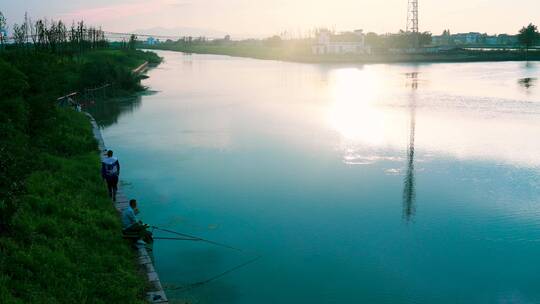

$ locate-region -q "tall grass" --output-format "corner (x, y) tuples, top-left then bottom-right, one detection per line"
(0, 110), (147, 303)
(0, 48), (161, 303)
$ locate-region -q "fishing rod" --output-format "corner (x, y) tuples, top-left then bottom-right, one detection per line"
(153, 236), (197, 241)
(150, 226), (245, 252)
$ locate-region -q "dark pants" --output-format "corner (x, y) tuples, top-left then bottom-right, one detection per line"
(105, 175), (118, 201)
(123, 223), (153, 244)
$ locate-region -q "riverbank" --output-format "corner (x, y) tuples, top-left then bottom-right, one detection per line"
(146, 43), (540, 64)
(0, 48), (163, 303)
(87, 112), (168, 303)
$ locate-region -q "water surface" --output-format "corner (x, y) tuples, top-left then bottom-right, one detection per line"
(90, 51), (540, 304)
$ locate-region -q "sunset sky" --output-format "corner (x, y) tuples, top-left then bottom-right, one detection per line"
(3, 0), (539, 37)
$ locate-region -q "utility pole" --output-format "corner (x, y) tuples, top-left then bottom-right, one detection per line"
(407, 0), (419, 48)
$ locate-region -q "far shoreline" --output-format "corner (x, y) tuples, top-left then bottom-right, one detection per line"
(144, 44), (540, 65)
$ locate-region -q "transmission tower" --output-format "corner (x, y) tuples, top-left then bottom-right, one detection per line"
(406, 0), (419, 33)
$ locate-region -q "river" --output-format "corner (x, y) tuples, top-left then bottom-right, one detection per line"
(89, 50), (540, 304)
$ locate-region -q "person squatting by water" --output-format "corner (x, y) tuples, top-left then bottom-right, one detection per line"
(101, 150), (120, 201)
(122, 199), (153, 244)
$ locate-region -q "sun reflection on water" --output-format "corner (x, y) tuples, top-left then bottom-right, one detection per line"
(327, 68), (387, 146)
(326, 68), (409, 167)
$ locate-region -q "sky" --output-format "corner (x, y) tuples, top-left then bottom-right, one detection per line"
(2, 0), (539, 38)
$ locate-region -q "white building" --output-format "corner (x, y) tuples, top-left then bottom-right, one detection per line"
(452, 32), (484, 45)
(312, 29), (371, 55)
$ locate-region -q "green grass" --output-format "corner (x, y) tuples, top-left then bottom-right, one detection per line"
(0, 47), (161, 303)
(0, 110), (146, 304)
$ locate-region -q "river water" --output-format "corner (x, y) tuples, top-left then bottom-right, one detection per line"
(90, 51), (540, 304)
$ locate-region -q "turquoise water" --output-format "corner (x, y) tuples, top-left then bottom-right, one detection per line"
(90, 51), (540, 303)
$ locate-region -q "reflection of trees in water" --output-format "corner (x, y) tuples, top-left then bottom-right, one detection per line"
(518, 77), (537, 90)
(86, 95), (143, 128)
(403, 72), (418, 222)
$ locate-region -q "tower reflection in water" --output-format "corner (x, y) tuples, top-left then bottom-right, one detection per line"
(403, 71), (418, 222)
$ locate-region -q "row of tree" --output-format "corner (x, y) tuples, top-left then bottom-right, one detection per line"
(519, 23), (540, 52)
(365, 31), (432, 49)
(0, 12), (108, 53)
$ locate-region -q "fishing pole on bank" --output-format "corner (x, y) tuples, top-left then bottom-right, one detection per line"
(150, 225), (245, 252)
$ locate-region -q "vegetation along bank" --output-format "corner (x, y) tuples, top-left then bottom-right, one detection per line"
(0, 12), (162, 303)
(145, 23), (540, 63)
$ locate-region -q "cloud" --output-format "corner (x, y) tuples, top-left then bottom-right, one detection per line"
(58, 0), (188, 24)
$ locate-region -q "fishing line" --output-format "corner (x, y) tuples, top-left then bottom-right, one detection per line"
(165, 255), (262, 292)
(150, 225), (261, 291)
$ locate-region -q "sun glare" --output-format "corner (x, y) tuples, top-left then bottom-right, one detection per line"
(327, 68), (386, 146)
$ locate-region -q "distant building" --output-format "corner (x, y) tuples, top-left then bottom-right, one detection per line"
(312, 29), (371, 55)
(466, 32), (483, 44)
(146, 37), (158, 45)
(431, 35), (445, 46)
(432, 30), (452, 46)
(497, 34), (519, 45)
(451, 32), (483, 45)
(431, 32), (519, 47)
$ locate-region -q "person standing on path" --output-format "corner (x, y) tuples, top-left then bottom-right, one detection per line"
(101, 150), (120, 201)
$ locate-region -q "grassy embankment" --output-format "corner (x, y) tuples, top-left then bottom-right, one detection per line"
(148, 41), (540, 63)
(0, 48), (161, 303)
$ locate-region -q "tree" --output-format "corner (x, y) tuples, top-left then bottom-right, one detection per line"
(12, 22), (28, 48)
(28, 15), (37, 46)
(518, 23), (540, 56)
(23, 12), (30, 45)
(264, 35), (282, 47)
(128, 34), (137, 50)
(365, 32), (382, 48)
(418, 31), (432, 47)
(0, 11), (7, 47)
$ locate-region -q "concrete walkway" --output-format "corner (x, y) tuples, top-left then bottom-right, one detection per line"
(87, 113), (169, 304)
